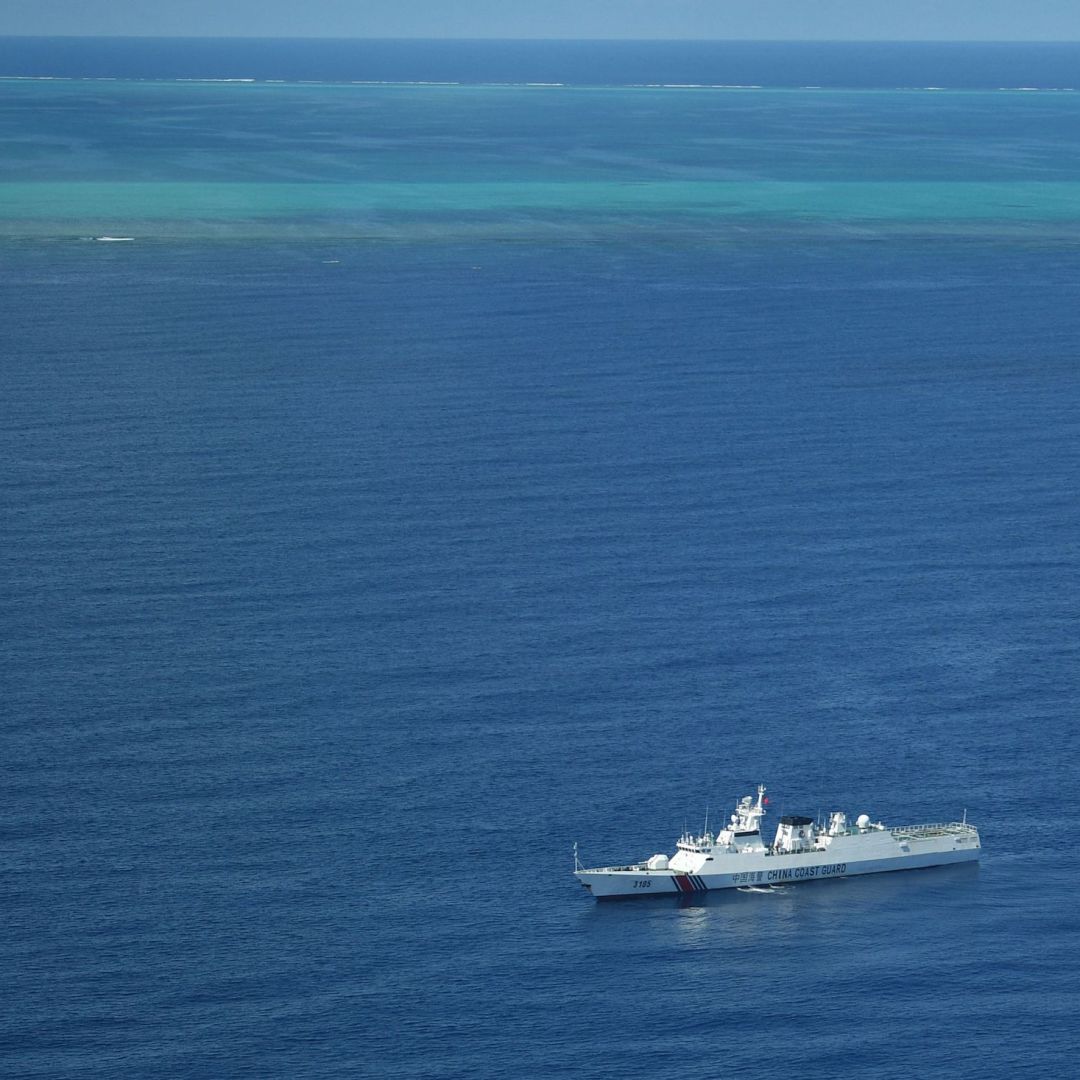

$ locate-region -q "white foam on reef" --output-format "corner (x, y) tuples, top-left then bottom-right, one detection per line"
(349, 80), (461, 85)
(2, 75), (1076, 92)
(633, 83), (762, 89)
(94, 236), (134, 242)
(642, 83), (764, 89)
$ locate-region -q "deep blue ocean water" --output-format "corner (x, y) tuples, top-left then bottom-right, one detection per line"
(2, 39), (1080, 1079)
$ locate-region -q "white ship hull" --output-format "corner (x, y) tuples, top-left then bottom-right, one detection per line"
(578, 842), (978, 897)
(575, 793), (981, 899)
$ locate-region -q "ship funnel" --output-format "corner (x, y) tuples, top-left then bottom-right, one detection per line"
(773, 814), (815, 854)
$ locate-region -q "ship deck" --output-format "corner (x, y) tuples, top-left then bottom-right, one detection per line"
(889, 822), (977, 841)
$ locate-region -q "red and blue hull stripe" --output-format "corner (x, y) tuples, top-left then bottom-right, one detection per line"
(672, 874), (708, 893)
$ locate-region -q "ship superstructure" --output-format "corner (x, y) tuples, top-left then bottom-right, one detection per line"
(574, 785), (980, 898)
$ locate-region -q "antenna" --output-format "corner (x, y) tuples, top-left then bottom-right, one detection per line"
(574, 842), (582, 872)
(703, 804), (710, 837)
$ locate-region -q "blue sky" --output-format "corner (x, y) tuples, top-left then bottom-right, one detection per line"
(3, 1), (1080, 40)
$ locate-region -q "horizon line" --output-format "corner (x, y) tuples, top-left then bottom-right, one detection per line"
(2, 35), (1080, 45)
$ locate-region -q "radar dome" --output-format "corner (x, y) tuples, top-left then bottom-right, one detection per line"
(856, 814), (871, 829)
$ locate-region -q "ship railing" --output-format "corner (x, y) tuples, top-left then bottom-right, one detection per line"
(889, 821), (979, 840)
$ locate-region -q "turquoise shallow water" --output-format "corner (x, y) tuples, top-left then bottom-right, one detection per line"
(3, 81), (1080, 240)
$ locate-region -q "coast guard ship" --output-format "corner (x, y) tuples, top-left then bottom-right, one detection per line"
(574, 785), (980, 898)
